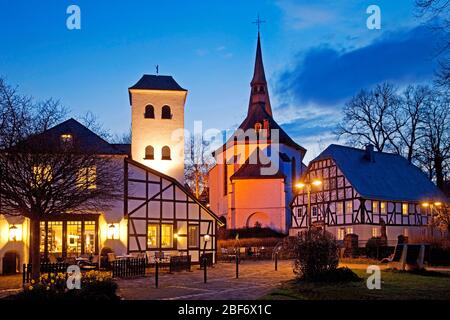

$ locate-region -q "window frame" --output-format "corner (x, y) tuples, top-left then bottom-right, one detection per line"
(161, 105), (172, 119)
(144, 104), (155, 119)
(188, 224), (200, 249)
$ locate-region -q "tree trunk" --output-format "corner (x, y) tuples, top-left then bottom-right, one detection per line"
(435, 154), (444, 190)
(29, 217), (41, 281)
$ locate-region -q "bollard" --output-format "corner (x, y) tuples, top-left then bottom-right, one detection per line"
(236, 254), (239, 279)
(155, 260), (159, 288)
(203, 256), (207, 283)
(275, 252), (278, 271)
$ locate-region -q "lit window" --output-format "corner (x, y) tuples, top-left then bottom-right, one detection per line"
(255, 122), (262, 133)
(9, 224), (22, 241)
(380, 202), (387, 214)
(346, 227), (353, 235)
(84, 222), (96, 254)
(337, 228), (345, 240)
(67, 221), (82, 256)
(346, 201), (353, 214)
(336, 202), (344, 215)
(161, 224), (173, 248)
(372, 227), (380, 238)
(147, 224), (158, 248)
(402, 203), (408, 215)
(145, 145), (154, 160)
(144, 105), (155, 118)
(372, 201), (378, 214)
(60, 134), (73, 147)
(161, 105), (172, 119)
(188, 225), (199, 248)
(77, 166), (97, 190)
(161, 146), (171, 160)
(33, 165), (52, 187)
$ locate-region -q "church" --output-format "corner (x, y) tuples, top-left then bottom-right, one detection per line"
(208, 32), (306, 233)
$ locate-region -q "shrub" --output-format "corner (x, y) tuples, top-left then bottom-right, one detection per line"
(217, 227), (285, 240)
(8, 271), (119, 301)
(365, 237), (394, 260)
(293, 228), (339, 281)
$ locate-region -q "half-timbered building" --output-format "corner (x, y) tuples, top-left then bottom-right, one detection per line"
(289, 144), (447, 244)
(0, 75), (222, 274)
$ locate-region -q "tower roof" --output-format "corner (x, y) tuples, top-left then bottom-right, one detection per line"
(129, 75), (186, 91)
(248, 32), (272, 116)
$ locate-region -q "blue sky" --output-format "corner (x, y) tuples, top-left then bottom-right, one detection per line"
(0, 0), (443, 162)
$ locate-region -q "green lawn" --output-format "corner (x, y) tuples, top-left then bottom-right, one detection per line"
(262, 269), (450, 300)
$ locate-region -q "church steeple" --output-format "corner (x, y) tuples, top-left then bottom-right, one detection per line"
(249, 32), (272, 117)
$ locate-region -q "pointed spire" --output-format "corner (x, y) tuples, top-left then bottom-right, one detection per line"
(249, 32), (272, 117)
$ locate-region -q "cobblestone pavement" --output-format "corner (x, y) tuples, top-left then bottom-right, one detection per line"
(0, 274), (22, 299)
(116, 260), (295, 300)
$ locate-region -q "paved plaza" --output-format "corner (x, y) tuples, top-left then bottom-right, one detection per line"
(116, 260), (295, 300)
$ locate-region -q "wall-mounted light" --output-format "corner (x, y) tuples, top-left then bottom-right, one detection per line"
(9, 224), (22, 241)
(174, 233), (179, 240)
(107, 223), (119, 240)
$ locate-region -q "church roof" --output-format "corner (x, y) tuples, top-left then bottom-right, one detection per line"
(314, 144), (446, 202)
(129, 75), (186, 91)
(230, 148), (285, 180)
(15, 118), (129, 156)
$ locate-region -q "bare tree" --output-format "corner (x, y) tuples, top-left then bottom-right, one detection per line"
(78, 111), (112, 141)
(416, 0), (450, 86)
(419, 90), (450, 189)
(185, 135), (214, 199)
(0, 78), (122, 280)
(337, 83), (399, 152)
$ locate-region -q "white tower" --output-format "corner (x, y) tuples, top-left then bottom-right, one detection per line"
(128, 74), (187, 183)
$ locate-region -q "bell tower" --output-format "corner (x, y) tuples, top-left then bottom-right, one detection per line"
(128, 74), (187, 183)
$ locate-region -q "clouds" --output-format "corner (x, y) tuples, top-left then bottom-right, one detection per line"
(276, 25), (442, 106)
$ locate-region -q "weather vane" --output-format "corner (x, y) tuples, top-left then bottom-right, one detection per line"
(252, 14), (266, 33)
(155, 64), (159, 75)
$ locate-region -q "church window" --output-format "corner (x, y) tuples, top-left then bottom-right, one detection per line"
(144, 105), (155, 118)
(255, 122), (262, 132)
(161, 146), (171, 160)
(161, 105), (172, 119)
(145, 145), (154, 160)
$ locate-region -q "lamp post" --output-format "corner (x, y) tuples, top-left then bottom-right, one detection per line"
(421, 201), (442, 237)
(203, 234), (210, 283)
(295, 179), (322, 230)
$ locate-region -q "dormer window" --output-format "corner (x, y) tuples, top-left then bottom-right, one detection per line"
(60, 134), (73, 147)
(145, 105), (155, 118)
(161, 105), (172, 119)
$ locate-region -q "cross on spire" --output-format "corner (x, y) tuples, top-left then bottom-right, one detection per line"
(252, 14), (265, 33)
(155, 65), (159, 75)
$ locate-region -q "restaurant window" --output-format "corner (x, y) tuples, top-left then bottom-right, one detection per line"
(380, 202), (387, 214)
(41, 221), (63, 255)
(84, 221), (96, 254)
(147, 224), (159, 248)
(77, 166), (97, 190)
(67, 221), (82, 257)
(188, 225), (199, 248)
(161, 224), (173, 248)
(346, 227), (353, 235)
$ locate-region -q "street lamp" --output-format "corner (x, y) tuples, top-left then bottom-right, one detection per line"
(295, 179), (322, 230)
(421, 201), (443, 237)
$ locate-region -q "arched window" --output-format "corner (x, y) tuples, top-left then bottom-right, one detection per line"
(254, 122), (262, 133)
(144, 105), (155, 119)
(145, 145), (154, 160)
(161, 146), (171, 160)
(161, 105), (172, 119)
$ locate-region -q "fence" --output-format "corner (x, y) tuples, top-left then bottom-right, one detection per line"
(111, 258), (146, 278)
(22, 262), (69, 284)
(169, 255), (191, 273)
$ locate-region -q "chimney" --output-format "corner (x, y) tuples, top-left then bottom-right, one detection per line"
(364, 144), (375, 162)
